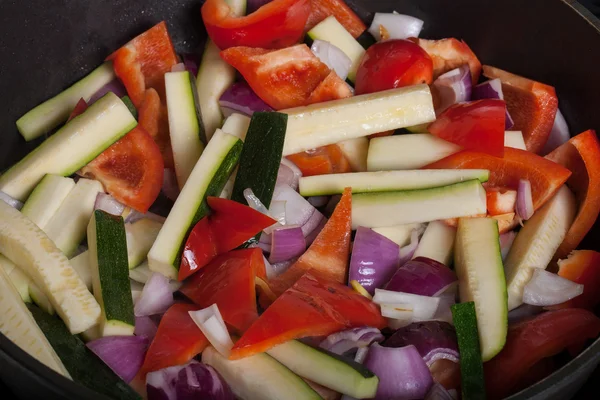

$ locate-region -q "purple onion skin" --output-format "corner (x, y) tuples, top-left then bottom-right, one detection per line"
(383, 321), (458, 360)
(247, 0), (273, 14)
(175, 364), (234, 400)
(385, 257), (457, 297)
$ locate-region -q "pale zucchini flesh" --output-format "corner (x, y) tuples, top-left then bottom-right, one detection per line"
(148, 129), (243, 279)
(351, 179), (487, 229)
(337, 137), (369, 172)
(125, 218), (163, 269)
(0, 93), (137, 201)
(0, 255), (31, 303)
(454, 217), (507, 361)
(0, 201), (100, 334)
(87, 210), (135, 337)
(29, 283), (55, 315)
(413, 221), (456, 266)
(69, 251), (93, 291)
(282, 85), (435, 156)
(299, 169), (489, 196)
(196, 40), (237, 142)
(504, 131), (526, 150)
(504, 186), (577, 310)
(203, 346), (322, 400)
(0, 265), (70, 377)
(307, 16), (365, 82)
(20, 174), (75, 230)
(16, 62), (115, 141)
(166, 71), (205, 189)
(44, 178), (103, 258)
(367, 133), (461, 171)
(221, 113), (251, 141)
(372, 223), (425, 247)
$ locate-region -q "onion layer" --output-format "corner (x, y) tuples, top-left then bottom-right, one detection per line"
(523, 269), (584, 306)
(319, 327), (384, 356)
(368, 13), (424, 41)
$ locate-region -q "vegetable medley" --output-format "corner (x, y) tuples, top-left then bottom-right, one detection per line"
(1, 0), (600, 399)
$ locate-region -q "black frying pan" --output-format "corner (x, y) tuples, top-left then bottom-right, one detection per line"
(1, 0), (599, 398)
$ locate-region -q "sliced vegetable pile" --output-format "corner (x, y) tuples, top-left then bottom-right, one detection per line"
(1, 0), (599, 399)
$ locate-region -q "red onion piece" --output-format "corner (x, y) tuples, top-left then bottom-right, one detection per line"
(364, 343), (433, 400)
(94, 192), (125, 216)
(368, 13), (424, 41)
(135, 316), (158, 341)
(516, 179), (534, 220)
(523, 269), (584, 306)
(182, 53), (200, 77)
(398, 228), (422, 266)
(385, 257), (457, 297)
(219, 81), (273, 118)
(507, 303), (543, 325)
(319, 327), (384, 356)
(425, 382), (455, 400)
(305, 216), (327, 246)
(124, 210), (166, 224)
(280, 158), (302, 191)
(86, 335), (149, 383)
(500, 230), (517, 261)
(269, 258), (297, 278)
(147, 360), (234, 400)
(311, 40), (352, 81)
(374, 289), (441, 322)
(162, 168), (180, 202)
(307, 196), (329, 208)
(542, 108), (570, 155)
(134, 273), (174, 317)
(349, 227), (400, 295)
(0, 191), (23, 210)
(247, 0), (273, 14)
(88, 79), (127, 105)
(383, 321), (459, 367)
(472, 78), (514, 129)
(432, 65), (472, 114)
(276, 163), (297, 189)
(171, 63), (186, 72)
(269, 225), (306, 263)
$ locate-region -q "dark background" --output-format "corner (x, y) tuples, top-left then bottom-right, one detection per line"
(1, 0), (599, 399)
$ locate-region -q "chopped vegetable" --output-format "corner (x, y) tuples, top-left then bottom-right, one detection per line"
(546, 129), (600, 261)
(180, 248), (266, 333)
(219, 81), (273, 117)
(451, 302), (486, 400)
(542, 108), (570, 155)
(348, 226), (400, 295)
(178, 217), (218, 281)
(310, 40), (352, 81)
(413, 37), (482, 84)
(202, 0), (310, 50)
(86, 336), (149, 383)
(265, 187), (352, 299)
(368, 13), (424, 41)
(431, 65), (472, 114)
(304, 0), (366, 38)
(269, 225), (306, 263)
(385, 257), (457, 297)
(484, 309), (600, 399)
(523, 269), (584, 306)
(486, 187), (517, 216)
(355, 39), (433, 95)
(548, 250), (600, 310)
(135, 316), (158, 341)
(134, 273), (174, 317)
(483, 65), (558, 154)
(138, 87), (173, 168)
(471, 78), (515, 129)
(426, 147), (571, 212)
(363, 343), (433, 400)
(231, 273), (385, 359)
(515, 179), (534, 220)
(287, 144), (352, 177)
(319, 327), (384, 356)
(141, 303), (208, 375)
(146, 360), (234, 400)
(189, 305), (234, 357)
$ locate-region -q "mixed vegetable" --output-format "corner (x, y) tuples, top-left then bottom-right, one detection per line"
(1, 0), (600, 399)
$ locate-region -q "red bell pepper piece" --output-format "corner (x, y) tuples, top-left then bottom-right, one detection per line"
(207, 196), (276, 253)
(428, 100), (506, 157)
(180, 248), (266, 333)
(221, 44), (350, 110)
(486, 187), (517, 216)
(80, 125), (164, 213)
(107, 22), (178, 107)
(140, 303), (208, 375)
(138, 88), (173, 169)
(178, 217), (218, 281)
(287, 144), (352, 177)
(425, 147), (571, 211)
(202, 0), (311, 50)
(483, 65), (558, 154)
(548, 250), (600, 310)
(546, 130), (600, 261)
(304, 0), (367, 38)
(265, 187), (352, 300)
(484, 309), (600, 399)
(412, 38), (482, 84)
(230, 272), (386, 359)
(67, 98), (89, 122)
